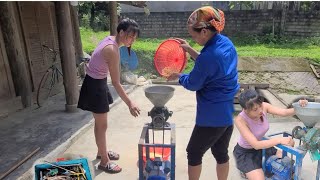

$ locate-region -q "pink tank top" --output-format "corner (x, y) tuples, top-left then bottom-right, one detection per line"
(238, 110), (269, 149)
(86, 36), (118, 79)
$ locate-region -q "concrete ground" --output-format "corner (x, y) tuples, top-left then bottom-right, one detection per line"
(2, 56), (320, 180)
(0, 83), (135, 180)
(20, 85), (318, 180)
(238, 57), (311, 72)
(238, 57), (320, 95)
(239, 72), (320, 95)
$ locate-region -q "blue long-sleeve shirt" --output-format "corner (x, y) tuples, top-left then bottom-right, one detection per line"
(179, 34), (239, 127)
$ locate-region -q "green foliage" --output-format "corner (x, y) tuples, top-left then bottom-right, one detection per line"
(80, 14), (90, 29)
(230, 34), (320, 48)
(227, 2), (320, 11)
(78, 2), (110, 31)
(78, 2), (94, 15)
(134, 50), (157, 77)
(228, 1), (254, 10)
(184, 58), (195, 73)
(300, 1), (320, 11)
(232, 35), (320, 63)
(81, 28), (320, 76)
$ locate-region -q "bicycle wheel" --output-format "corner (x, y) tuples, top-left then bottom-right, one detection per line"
(37, 68), (61, 107)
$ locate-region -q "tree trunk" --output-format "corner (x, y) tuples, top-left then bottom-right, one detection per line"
(109, 1), (118, 36)
(280, 2), (288, 37)
(70, 5), (84, 65)
(296, 1), (301, 11)
(89, 4), (95, 29)
(55, 2), (79, 112)
(0, 2), (32, 107)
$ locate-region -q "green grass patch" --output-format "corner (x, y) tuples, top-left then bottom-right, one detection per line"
(80, 27), (109, 53)
(230, 35), (320, 63)
(236, 45), (320, 62)
(80, 28), (320, 76)
(284, 89), (301, 95)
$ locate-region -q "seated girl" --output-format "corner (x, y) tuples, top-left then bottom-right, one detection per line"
(233, 89), (308, 180)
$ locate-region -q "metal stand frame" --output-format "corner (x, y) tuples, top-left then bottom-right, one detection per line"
(262, 131), (320, 180)
(138, 123), (176, 180)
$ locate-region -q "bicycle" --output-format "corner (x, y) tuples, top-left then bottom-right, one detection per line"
(36, 45), (64, 107)
(76, 57), (90, 84)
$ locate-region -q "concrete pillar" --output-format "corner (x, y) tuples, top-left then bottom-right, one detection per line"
(0, 2), (32, 107)
(55, 2), (79, 112)
(70, 5), (84, 65)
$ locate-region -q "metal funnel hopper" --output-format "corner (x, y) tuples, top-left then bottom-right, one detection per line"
(292, 102), (320, 128)
(144, 86), (175, 107)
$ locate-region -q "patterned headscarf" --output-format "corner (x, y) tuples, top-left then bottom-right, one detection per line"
(187, 6), (225, 33)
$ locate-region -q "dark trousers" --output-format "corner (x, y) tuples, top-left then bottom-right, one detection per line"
(186, 125), (234, 166)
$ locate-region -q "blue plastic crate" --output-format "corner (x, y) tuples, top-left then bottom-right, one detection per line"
(34, 158), (92, 180)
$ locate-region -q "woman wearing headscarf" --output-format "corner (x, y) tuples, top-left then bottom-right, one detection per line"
(167, 6), (239, 180)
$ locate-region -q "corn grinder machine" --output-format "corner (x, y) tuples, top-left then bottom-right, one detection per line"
(138, 86), (176, 180)
(263, 102), (320, 180)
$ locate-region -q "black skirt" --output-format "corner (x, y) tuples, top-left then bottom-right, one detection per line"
(77, 75), (113, 113)
(233, 143), (277, 173)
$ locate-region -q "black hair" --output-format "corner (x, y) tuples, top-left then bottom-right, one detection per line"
(239, 89), (264, 110)
(117, 18), (140, 37)
(193, 25), (217, 33)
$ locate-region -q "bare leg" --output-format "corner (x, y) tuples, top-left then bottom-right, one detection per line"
(216, 161), (229, 180)
(246, 168), (265, 180)
(188, 164), (201, 180)
(94, 124), (99, 154)
(93, 113), (110, 166)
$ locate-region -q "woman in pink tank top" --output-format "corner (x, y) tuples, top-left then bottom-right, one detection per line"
(78, 18), (141, 174)
(233, 89), (308, 180)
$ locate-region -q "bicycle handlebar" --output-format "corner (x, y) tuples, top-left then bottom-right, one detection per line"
(42, 45), (59, 64)
(81, 57), (90, 63)
(42, 45), (58, 54)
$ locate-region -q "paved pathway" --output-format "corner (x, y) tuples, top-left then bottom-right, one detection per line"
(239, 72), (320, 95)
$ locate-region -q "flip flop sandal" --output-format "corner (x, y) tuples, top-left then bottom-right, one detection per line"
(96, 151), (120, 160)
(98, 162), (122, 174)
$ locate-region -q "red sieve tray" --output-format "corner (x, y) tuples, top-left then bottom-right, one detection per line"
(154, 39), (187, 77)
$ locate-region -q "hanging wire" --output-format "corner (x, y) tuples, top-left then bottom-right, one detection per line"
(162, 117), (165, 160)
(152, 118), (156, 162)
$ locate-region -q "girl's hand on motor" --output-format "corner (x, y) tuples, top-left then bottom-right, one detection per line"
(280, 137), (295, 147)
(298, 99), (308, 107)
(128, 102), (140, 117)
(167, 73), (181, 81)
